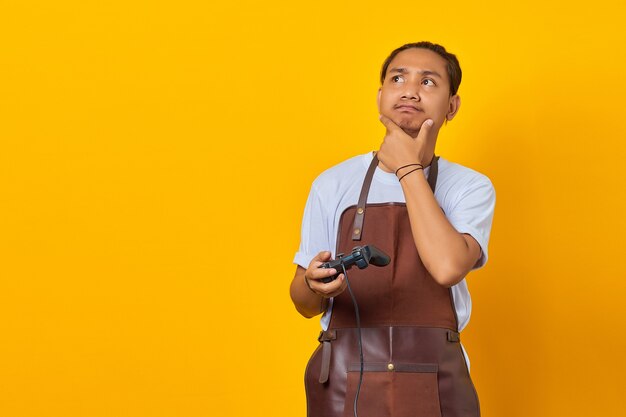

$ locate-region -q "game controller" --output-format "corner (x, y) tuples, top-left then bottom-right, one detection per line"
(319, 245), (390, 283)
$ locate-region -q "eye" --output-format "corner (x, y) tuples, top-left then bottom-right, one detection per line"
(391, 75), (404, 83)
(422, 79), (435, 86)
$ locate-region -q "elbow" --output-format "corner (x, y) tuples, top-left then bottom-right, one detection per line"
(289, 282), (319, 319)
(292, 300), (320, 319)
(428, 262), (468, 288)
(425, 242), (479, 287)
(297, 308), (318, 319)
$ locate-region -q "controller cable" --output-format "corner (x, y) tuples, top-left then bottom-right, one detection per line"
(340, 264), (363, 417)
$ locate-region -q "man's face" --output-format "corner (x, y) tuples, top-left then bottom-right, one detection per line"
(377, 48), (459, 137)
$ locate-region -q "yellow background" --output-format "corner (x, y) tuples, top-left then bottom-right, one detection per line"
(1, 1), (625, 416)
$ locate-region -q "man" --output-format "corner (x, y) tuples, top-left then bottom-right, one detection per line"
(290, 42), (495, 417)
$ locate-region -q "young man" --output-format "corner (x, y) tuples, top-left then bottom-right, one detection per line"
(290, 42), (495, 417)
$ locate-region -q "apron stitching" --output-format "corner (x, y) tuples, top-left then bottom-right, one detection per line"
(389, 326), (393, 363)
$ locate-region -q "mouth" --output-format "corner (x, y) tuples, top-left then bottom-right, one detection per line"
(394, 104), (423, 113)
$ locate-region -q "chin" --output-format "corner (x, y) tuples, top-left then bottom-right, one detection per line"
(397, 119), (423, 134)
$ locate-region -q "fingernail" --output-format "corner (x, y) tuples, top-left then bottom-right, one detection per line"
(426, 119), (433, 126)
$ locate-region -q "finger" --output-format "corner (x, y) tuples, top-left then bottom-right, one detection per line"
(379, 114), (401, 132)
(319, 275), (345, 295)
(336, 274), (347, 291)
(313, 250), (332, 262)
(416, 118), (434, 143)
(309, 251), (331, 269)
(308, 267), (338, 281)
(327, 275), (349, 297)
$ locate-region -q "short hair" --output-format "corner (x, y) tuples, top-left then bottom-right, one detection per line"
(380, 42), (462, 96)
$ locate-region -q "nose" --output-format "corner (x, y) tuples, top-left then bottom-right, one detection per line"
(401, 81), (421, 101)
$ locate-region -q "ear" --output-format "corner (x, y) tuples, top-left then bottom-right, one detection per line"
(377, 88), (382, 113)
(446, 95), (461, 121)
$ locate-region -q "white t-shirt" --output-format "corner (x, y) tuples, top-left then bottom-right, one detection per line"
(294, 152), (496, 333)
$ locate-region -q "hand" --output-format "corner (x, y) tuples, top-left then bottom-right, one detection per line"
(304, 251), (347, 298)
(377, 115), (434, 175)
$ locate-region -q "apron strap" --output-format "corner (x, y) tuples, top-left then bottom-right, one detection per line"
(318, 330), (336, 384)
(352, 153), (439, 241)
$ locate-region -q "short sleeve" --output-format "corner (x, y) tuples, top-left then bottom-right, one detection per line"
(293, 184), (332, 268)
(446, 176), (496, 269)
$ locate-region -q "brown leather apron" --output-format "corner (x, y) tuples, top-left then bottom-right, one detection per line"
(305, 155), (480, 417)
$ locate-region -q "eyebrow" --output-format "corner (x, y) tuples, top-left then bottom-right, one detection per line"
(388, 67), (443, 79)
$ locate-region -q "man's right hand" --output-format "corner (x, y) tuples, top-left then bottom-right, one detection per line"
(304, 251), (347, 298)
(290, 251), (348, 318)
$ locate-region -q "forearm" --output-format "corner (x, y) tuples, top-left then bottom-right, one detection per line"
(290, 266), (327, 318)
(400, 171), (478, 287)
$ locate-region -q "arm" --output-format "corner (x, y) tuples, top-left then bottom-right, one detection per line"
(376, 116), (482, 287)
(290, 183), (346, 317)
(398, 170), (481, 287)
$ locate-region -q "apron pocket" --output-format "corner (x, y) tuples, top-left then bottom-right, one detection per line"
(344, 363), (441, 417)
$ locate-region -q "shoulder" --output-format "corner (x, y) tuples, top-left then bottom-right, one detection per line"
(437, 157), (495, 195)
(311, 153), (371, 194)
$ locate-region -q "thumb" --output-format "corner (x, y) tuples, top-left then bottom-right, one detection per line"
(315, 251), (332, 261)
(416, 118), (434, 142)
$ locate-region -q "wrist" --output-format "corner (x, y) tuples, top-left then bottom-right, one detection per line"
(303, 274), (318, 295)
(394, 163), (423, 177)
(397, 166), (424, 182)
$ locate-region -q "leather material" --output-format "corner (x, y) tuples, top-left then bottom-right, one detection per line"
(318, 330), (337, 384)
(347, 362), (438, 373)
(305, 154), (480, 417)
(351, 154), (380, 242)
(330, 204), (458, 330)
(306, 327), (478, 417)
(352, 155), (438, 242)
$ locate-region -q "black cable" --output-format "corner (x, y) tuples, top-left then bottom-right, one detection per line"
(341, 264), (363, 417)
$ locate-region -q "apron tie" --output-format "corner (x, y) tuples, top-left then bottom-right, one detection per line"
(317, 330), (337, 383)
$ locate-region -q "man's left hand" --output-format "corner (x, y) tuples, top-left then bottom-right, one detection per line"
(377, 115), (434, 174)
